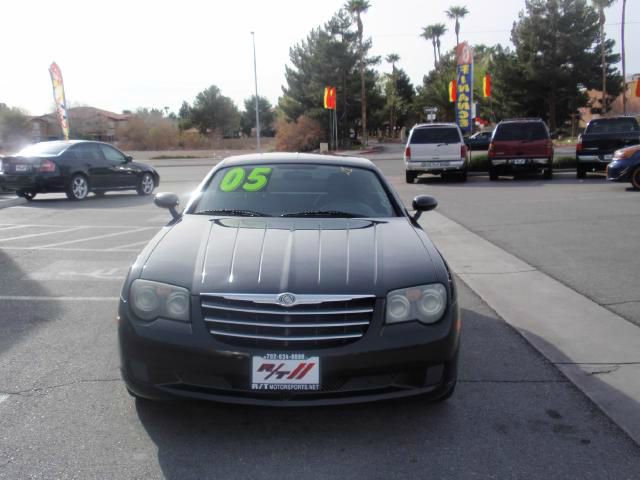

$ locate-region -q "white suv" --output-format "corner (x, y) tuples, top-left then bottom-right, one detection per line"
(404, 123), (468, 183)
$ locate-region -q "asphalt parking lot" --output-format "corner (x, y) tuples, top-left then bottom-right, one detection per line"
(1, 151), (639, 478)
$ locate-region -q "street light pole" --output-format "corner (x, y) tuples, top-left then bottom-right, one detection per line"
(251, 31), (261, 152)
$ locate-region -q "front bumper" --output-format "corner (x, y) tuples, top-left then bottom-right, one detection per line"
(490, 157), (551, 174)
(118, 297), (461, 406)
(405, 160), (466, 174)
(606, 160), (633, 182)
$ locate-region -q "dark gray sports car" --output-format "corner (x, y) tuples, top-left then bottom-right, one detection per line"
(118, 153), (460, 405)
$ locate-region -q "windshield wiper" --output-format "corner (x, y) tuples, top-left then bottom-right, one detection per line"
(195, 209), (270, 217)
(281, 210), (364, 218)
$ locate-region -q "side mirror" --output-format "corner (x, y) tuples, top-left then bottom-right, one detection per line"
(154, 192), (180, 219)
(411, 195), (438, 222)
(125, 155), (133, 162)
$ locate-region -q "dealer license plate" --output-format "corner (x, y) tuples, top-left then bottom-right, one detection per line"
(513, 159), (527, 165)
(251, 353), (320, 391)
(15, 164), (30, 172)
(604, 154), (613, 160)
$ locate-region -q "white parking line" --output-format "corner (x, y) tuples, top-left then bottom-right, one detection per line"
(0, 246), (139, 253)
(0, 394), (9, 406)
(0, 225), (29, 231)
(0, 227), (83, 243)
(105, 240), (150, 251)
(0, 223), (157, 229)
(0, 296), (119, 302)
(35, 227), (153, 249)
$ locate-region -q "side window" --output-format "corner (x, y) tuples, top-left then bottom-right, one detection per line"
(98, 145), (126, 165)
(70, 144), (103, 163)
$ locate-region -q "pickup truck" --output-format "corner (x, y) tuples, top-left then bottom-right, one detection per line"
(576, 116), (640, 178)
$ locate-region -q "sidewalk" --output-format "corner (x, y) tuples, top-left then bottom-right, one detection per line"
(422, 211), (640, 445)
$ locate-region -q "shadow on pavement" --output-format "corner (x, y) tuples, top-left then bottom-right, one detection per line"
(0, 249), (63, 356)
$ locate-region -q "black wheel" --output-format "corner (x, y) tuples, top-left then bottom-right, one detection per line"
(405, 171), (417, 184)
(631, 167), (640, 190)
(489, 168), (498, 181)
(458, 170), (468, 182)
(543, 167), (553, 180)
(17, 190), (36, 201)
(576, 166), (586, 179)
(66, 174), (89, 200)
(137, 173), (155, 195)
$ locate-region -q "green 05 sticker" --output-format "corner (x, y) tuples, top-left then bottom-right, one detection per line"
(219, 167), (272, 192)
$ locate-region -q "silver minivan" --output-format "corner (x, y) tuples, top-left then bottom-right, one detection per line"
(404, 123), (468, 183)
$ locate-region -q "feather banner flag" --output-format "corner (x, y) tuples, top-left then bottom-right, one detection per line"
(483, 73), (491, 98)
(449, 80), (457, 103)
(49, 62), (70, 140)
(324, 86), (336, 110)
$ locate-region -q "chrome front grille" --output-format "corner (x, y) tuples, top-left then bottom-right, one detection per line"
(201, 293), (375, 349)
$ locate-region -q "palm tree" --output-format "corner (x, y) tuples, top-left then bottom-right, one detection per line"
(621, 0), (627, 113)
(345, 0), (371, 146)
(386, 53), (400, 135)
(431, 23), (448, 65)
(421, 26), (438, 70)
(445, 5), (469, 46)
(592, 0), (616, 113)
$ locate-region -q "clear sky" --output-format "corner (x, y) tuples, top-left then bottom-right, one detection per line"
(1, 0), (637, 116)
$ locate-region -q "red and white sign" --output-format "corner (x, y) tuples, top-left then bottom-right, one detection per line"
(251, 354), (320, 391)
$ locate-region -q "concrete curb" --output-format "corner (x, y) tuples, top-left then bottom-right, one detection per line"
(422, 211), (640, 445)
(0, 196), (26, 209)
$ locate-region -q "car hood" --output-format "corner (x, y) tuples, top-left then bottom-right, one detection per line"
(137, 215), (442, 297)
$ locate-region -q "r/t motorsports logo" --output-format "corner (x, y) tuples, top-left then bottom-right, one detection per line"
(258, 362), (316, 380)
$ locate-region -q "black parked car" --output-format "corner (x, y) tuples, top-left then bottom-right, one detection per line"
(577, 116), (640, 178)
(119, 153), (460, 405)
(607, 145), (640, 189)
(464, 131), (492, 151)
(0, 140), (159, 200)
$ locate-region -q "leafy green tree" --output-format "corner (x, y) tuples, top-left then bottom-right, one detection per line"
(592, 0), (617, 112)
(432, 23), (448, 65)
(279, 9), (381, 147)
(0, 103), (31, 148)
(345, 0), (371, 145)
(421, 26), (437, 70)
(385, 53), (400, 134)
(241, 96), (275, 137)
(445, 5), (469, 46)
(508, 0), (621, 130)
(188, 85), (240, 136)
(414, 52), (457, 123)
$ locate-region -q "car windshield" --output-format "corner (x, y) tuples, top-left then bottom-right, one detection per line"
(410, 127), (460, 144)
(494, 122), (548, 141)
(586, 118), (640, 134)
(17, 141), (70, 156)
(192, 163), (397, 218)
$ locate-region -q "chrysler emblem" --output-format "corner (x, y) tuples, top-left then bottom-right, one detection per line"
(277, 293), (296, 307)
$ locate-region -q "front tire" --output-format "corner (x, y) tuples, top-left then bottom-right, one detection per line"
(631, 167), (640, 190)
(66, 174), (89, 200)
(137, 173), (155, 195)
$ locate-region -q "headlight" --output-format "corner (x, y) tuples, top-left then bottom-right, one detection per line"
(130, 279), (191, 322)
(385, 284), (447, 325)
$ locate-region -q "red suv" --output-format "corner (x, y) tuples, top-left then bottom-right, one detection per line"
(488, 118), (554, 180)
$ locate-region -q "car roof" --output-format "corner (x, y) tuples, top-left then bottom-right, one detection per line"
(412, 123), (459, 129)
(499, 118), (545, 124)
(219, 152), (377, 170)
